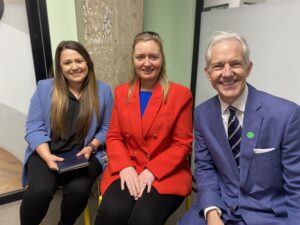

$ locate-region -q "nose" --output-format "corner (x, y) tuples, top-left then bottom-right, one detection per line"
(70, 62), (79, 70)
(222, 63), (233, 77)
(144, 57), (151, 66)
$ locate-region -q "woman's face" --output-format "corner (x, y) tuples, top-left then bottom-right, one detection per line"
(60, 49), (88, 87)
(133, 40), (163, 87)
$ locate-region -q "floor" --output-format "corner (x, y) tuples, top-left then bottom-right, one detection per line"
(0, 147), (22, 194)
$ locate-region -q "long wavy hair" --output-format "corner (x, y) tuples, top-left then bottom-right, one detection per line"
(128, 31), (170, 102)
(51, 40), (100, 142)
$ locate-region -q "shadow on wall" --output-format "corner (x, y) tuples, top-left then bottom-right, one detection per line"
(0, 103), (27, 161)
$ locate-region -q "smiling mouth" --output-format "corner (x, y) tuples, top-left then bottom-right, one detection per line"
(143, 69), (153, 74)
(70, 70), (83, 75)
(221, 79), (238, 86)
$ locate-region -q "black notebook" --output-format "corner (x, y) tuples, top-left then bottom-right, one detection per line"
(55, 150), (90, 173)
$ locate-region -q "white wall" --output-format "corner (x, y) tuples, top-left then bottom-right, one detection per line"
(196, 0), (300, 106)
(0, 1), (35, 115)
(0, 0), (35, 160)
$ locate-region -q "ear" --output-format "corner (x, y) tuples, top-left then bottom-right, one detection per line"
(246, 62), (253, 77)
(205, 67), (211, 80)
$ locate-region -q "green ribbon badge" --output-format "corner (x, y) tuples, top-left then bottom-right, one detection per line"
(247, 131), (254, 139)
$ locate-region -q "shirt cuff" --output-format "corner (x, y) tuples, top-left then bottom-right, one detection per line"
(204, 206), (222, 220)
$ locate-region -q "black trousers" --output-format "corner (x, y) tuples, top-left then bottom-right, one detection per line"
(20, 153), (102, 225)
(94, 179), (184, 225)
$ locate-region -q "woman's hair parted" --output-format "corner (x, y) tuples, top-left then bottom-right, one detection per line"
(51, 40), (100, 142)
(128, 31), (170, 102)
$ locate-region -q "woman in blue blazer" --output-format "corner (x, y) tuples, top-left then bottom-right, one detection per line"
(20, 41), (113, 225)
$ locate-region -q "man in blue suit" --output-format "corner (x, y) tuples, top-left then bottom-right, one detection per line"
(178, 31), (300, 225)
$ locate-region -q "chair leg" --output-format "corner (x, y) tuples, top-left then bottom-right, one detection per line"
(185, 195), (191, 210)
(98, 195), (102, 205)
(83, 205), (91, 225)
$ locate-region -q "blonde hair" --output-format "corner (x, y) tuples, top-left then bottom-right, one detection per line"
(51, 40), (100, 142)
(128, 31), (169, 102)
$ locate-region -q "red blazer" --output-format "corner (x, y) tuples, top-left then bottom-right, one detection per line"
(100, 81), (193, 196)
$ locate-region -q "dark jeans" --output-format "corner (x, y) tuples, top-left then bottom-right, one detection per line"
(20, 153), (102, 225)
(94, 179), (184, 225)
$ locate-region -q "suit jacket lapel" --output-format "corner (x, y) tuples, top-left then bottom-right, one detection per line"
(240, 85), (263, 186)
(141, 83), (163, 137)
(209, 97), (240, 180)
(128, 81), (143, 141)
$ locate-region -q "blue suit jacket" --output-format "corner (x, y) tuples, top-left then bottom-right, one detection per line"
(193, 84), (300, 225)
(22, 79), (113, 186)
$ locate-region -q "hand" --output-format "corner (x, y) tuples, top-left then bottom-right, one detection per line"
(207, 210), (224, 225)
(119, 166), (140, 198)
(45, 154), (64, 171)
(137, 169), (155, 199)
(35, 143), (63, 171)
(76, 146), (94, 159)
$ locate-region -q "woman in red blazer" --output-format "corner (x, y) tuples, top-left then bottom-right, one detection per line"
(94, 31), (193, 225)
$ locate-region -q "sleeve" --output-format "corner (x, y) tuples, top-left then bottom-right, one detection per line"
(93, 83), (113, 145)
(25, 81), (51, 152)
(282, 105), (300, 224)
(106, 89), (135, 174)
(146, 89), (193, 180)
(193, 108), (227, 214)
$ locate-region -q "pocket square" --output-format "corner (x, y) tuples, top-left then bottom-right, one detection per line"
(253, 148), (275, 154)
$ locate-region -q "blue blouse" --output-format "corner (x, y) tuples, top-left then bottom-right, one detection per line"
(139, 91), (152, 116)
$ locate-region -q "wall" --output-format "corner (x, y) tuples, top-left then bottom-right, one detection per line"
(0, 0), (35, 161)
(46, 0), (196, 88)
(46, 0), (78, 58)
(144, 0), (196, 88)
(74, 0), (144, 90)
(195, 0), (300, 106)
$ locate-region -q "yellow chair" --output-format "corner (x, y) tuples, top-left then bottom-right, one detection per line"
(185, 195), (191, 210)
(82, 205), (91, 225)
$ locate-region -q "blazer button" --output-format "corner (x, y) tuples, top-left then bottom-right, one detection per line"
(153, 133), (158, 139)
(125, 134), (130, 138)
(146, 153), (150, 159)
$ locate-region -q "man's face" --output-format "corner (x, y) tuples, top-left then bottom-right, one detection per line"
(205, 39), (252, 105)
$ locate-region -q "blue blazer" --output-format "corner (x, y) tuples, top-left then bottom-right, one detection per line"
(193, 84), (300, 225)
(22, 79), (113, 186)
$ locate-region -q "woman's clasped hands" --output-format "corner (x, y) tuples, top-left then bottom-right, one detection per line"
(119, 166), (155, 200)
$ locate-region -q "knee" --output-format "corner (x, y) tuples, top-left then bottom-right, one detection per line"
(25, 183), (56, 201)
(64, 183), (91, 201)
(95, 201), (130, 224)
